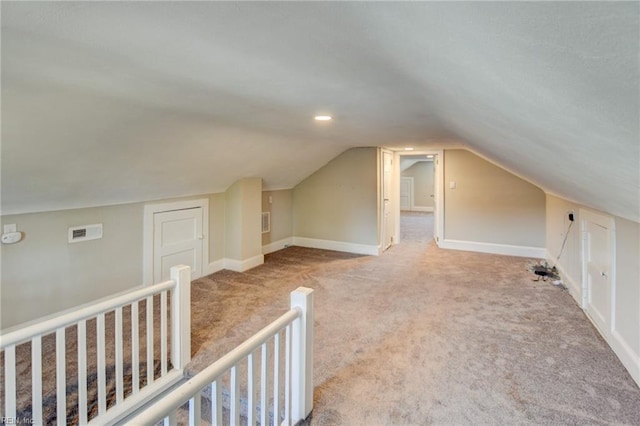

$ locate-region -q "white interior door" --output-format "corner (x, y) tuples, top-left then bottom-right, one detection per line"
(400, 178), (413, 211)
(154, 207), (203, 283)
(382, 150), (394, 251)
(582, 213), (614, 339)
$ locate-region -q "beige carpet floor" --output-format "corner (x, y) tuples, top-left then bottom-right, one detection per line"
(188, 212), (640, 425)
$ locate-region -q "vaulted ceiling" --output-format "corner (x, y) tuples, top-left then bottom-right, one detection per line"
(2, 2), (638, 221)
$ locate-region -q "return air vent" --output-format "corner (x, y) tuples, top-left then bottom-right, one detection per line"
(261, 212), (271, 234)
(68, 223), (103, 243)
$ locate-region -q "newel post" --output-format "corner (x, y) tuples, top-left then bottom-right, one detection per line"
(290, 287), (314, 423)
(170, 265), (191, 370)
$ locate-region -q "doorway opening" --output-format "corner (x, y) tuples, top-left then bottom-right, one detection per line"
(395, 150), (443, 246)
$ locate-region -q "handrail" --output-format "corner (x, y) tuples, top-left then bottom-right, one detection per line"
(131, 307), (302, 425)
(0, 279), (175, 348)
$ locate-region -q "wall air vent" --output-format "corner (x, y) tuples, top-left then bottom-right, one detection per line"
(68, 223), (103, 243)
(261, 212), (271, 234)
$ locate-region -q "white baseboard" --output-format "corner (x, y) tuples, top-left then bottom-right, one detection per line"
(263, 237), (294, 255)
(206, 255), (264, 275)
(292, 237), (380, 256)
(439, 239), (546, 258)
(206, 259), (226, 275)
(410, 206), (434, 212)
(225, 254), (264, 272)
(547, 252), (582, 306)
(611, 330), (640, 387)
(546, 254), (639, 388)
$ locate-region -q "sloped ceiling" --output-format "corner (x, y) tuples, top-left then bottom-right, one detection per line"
(2, 2), (638, 221)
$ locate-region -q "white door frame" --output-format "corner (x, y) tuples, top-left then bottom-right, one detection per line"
(580, 209), (616, 333)
(380, 149), (395, 251)
(393, 149), (444, 245)
(143, 198), (209, 285)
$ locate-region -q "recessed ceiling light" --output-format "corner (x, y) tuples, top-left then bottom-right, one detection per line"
(426, 155), (434, 158)
(314, 115), (332, 121)
(404, 147), (414, 151)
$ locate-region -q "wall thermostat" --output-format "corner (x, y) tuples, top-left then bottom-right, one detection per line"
(1, 231), (23, 244)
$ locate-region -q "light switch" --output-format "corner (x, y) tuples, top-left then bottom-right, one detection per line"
(449, 181), (457, 189)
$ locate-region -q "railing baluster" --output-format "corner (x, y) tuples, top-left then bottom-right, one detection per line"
(78, 320), (88, 424)
(56, 328), (67, 426)
(97, 313), (106, 415)
(119, 288), (313, 426)
(147, 295), (154, 386)
(189, 393), (201, 426)
(290, 287), (314, 423)
(0, 276), (188, 426)
(285, 324), (291, 426)
(32, 336), (43, 425)
(211, 380), (222, 426)
(231, 364), (239, 426)
(161, 291), (168, 376)
(273, 332), (280, 426)
(248, 351), (257, 425)
(260, 342), (269, 426)
(164, 411), (176, 425)
(115, 306), (124, 404)
(4, 344), (16, 420)
(170, 266), (192, 374)
(132, 300), (140, 394)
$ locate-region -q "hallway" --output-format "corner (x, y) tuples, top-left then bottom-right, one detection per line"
(400, 211), (434, 243)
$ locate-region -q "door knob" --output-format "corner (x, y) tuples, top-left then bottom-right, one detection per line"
(198, 235), (204, 240)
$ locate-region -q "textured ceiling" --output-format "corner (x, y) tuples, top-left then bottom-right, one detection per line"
(2, 2), (638, 220)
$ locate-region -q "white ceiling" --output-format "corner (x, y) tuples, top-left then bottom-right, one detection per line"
(2, 2), (638, 221)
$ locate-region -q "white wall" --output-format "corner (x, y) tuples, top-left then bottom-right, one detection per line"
(0, 188), (251, 330)
(1, 203), (143, 329)
(402, 161), (434, 209)
(443, 149), (546, 251)
(292, 148), (379, 247)
(262, 189), (293, 251)
(546, 194), (640, 384)
(224, 178), (263, 261)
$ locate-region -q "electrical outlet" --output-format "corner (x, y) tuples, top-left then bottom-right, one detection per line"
(568, 212), (574, 222)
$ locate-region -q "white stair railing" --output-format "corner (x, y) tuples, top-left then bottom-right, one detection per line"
(0, 265), (191, 425)
(128, 287), (314, 426)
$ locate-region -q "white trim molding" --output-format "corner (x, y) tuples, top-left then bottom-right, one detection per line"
(206, 254), (265, 275)
(224, 254), (264, 272)
(206, 259), (226, 275)
(263, 237), (294, 255)
(547, 252), (581, 304)
(579, 208), (616, 317)
(292, 237), (380, 256)
(439, 239), (546, 258)
(610, 330), (640, 387)
(410, 206), (434, 212)
(577, 209), (637, 386)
